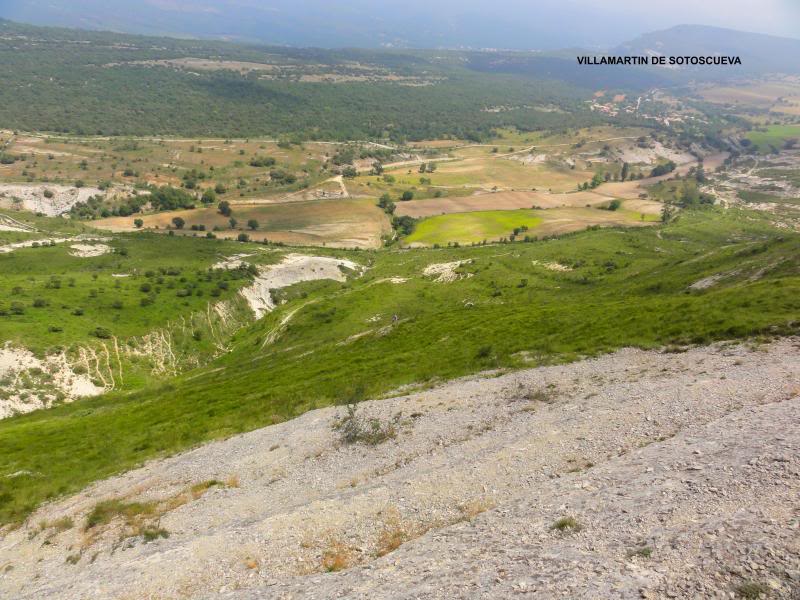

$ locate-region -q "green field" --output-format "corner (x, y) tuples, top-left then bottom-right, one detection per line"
(745, 125), (800, 153)
(1, 208), (798, 524)
(405, 210), (543, 245)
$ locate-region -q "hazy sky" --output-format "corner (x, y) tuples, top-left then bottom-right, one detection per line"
(561, 0), (800, 39)
(1, 0), (798, 48)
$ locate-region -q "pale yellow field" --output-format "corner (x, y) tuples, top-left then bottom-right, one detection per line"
(383, 156), (593, 193)
(395, 190), (626, 218)
(696, 79), (800, 115)
(93, 198), (391, 249)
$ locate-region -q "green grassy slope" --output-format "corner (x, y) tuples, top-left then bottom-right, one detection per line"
(0, 231), (261, 355)
(0, 208), (798, 523)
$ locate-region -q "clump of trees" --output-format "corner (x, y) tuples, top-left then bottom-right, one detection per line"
(250, 156), (276, 168)
(377, 193), (395, 215)
(149, 186), (195, 211)
(650, 161), (677, 178)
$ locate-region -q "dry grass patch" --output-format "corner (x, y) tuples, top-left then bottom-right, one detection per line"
(82, 478), (237, 543)
(457, 497), (497, 521)
(376, 513), (411, 558)
(321, 538), (357, 572)
(38, 516), (74, 533)
(190, 479), (223, 499)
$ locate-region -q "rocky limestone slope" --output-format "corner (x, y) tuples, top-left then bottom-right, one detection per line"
(1, 338), (798, 599)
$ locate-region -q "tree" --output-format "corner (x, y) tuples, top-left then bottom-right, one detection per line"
(237, 233), (250, 242)
(134, 218), (144, 228)
(378, 193), (395, 215)
(427, 162), (437, 173)
(201, 189), (217, 204)
(229, 217), (238, 230)
(606, 199), (621, 211)
(214, 183), (226, 194)
(392, 215), (416, 236)
(172, 216), (185, 230)
(620, 162), (630, 182)
(247, 219), (259, 230)
(218, 201), (232, 217)
(148, 186), (195, 212)
(401, 190), (414, 201)
(418, 163), (427, 173)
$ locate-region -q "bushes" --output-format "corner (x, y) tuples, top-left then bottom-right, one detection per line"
(148, 186), (196, 212)
(332, 404), (399, 446)
(91, 327), (112, 339)
(650, 161), (677, 178)
(249, 156), (276, 168)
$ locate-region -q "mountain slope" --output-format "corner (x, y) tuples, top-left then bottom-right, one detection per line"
(1, 208), (799, 526)
(2, 339), (798, 598)
(615, 24), (800, 75)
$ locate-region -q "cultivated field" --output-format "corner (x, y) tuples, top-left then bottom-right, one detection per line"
(394, 190), (661, 218)
(696, 78), (800, 116)
(94, 198), (391, 249)
(405, 210), (544, 246)
(404, 205), (658, 246)
(746, 125), (800, 153)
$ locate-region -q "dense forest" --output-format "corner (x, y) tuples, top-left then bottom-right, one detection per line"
(0, 19), (626, 140)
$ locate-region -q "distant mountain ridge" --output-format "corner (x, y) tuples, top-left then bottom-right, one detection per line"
(614, 24), (800, 74)
(3, 0), (797, 53)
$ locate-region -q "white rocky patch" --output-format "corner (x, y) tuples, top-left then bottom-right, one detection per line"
(0, 345), (104, 419)
(69, 243), (112, 258)
(240, 254), (364, 319)
(0, 184), (104, 216)
(531, 260), (573, 272)
(212, 253), (259, 270)
(423, 260), (473, 283)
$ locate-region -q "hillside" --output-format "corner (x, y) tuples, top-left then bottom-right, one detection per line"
(615, 25), (800, 75)
(0, 19), (603, 140)
(2, 338), (797, 598)
(1, 206), (799, 526)
(1, 13), (799, 600)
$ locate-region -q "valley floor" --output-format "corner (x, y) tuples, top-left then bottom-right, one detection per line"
(2, 338), (798, 599)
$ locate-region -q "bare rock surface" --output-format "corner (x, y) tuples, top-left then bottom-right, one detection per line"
(1, 338), (798, 599)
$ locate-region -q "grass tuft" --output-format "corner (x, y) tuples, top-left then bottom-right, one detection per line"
(551, 516), (582, 533)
